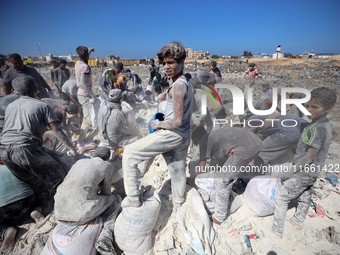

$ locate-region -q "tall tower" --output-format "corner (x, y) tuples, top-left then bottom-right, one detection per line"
(276, 45), (281, 59)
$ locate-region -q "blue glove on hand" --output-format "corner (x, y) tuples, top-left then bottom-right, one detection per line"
(148, 112), (165, 133)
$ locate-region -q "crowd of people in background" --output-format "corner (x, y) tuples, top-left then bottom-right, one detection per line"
(0, 42), (337, 254)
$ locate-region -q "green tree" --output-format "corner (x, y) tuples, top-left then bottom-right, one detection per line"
(243, 51), (253, 57)
(211, 55), (220, 59)
(284, 53), (294, 58)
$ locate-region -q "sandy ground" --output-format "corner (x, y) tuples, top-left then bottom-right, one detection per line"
(187, 55), (340, 66)
(1, 57), (340, 254)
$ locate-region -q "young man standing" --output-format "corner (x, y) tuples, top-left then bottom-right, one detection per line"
(148, 58), (159, 85)
(122, 42), (193, 208)
(50, 60), (58, 88)
(75, 46), (98, 143)
(3, 54), (51, 98)
(54, 59), (70, 98)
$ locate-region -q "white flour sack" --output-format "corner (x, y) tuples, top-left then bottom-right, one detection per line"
(114, 188), (161, 254)
(41, 217), (103, 255)
(243, 177), (282, 216)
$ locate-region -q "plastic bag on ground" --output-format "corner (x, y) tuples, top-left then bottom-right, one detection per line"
(243, 177), (283, 216)
(307, 204), (326, 218)
(114, 187), (161, 254)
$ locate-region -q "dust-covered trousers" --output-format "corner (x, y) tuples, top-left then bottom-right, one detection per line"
(123, 129), (190, 205)
(0, 143), (68, 204)
(78, 95), (93, 139)
(214, 150), (261, 223)
(258, 136), (296, 165)
(273, 172), (317, 236)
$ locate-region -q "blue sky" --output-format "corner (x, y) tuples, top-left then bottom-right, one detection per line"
(1, 0), (339, 59)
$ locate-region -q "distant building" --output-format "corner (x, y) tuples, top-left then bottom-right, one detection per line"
(261, 53), (271, 58)
(185, 48), (210, 59)
(192, 50), (210, 59)
(185, 48), (193, 58)
(106, 54), (120, 61)
(45, 54), (77, 62)
(272, 45), (284, 59)
(46, 53), (58, 62)
(272, 53), (284, 59)
(314, 53), (334, 59)
(301, 51), (315, 59)
(58, 55), (77, 62)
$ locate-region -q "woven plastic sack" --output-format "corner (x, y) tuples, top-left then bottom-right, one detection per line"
(114, 188), (161, 254)
(243, 177), (282, 216)
(41, 217), (103, 255)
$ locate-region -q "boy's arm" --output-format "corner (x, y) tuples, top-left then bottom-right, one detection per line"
(3, 85), (11, 96)
(294, 146), (319, 172)
(2, 71), (12, 95)
(100, 173), (112, 195)
(255, 69), (260, 78)
(42, 131), (54, 145)
(197, 135), (209, 174)
(38, 71), (52, 92)
(49, 121), (79, 159)
(150, 81), (186, 130)
(41, 77), (52, 92)
(197, 159), (207, 174)
(70, 94), (80, 106)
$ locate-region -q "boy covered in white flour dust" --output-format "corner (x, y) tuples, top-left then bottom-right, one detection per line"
(272, 87), (337, 237)
(121, 41), (194, 208)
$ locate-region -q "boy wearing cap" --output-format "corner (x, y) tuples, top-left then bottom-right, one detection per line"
(98, 89), (137, 150)
(122, 41), (194, 208)
(53, 147), (121, 254)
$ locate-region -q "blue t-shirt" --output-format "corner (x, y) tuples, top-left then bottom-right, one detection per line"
(0, 165), (34, 207)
